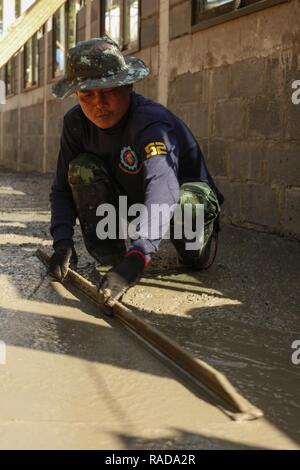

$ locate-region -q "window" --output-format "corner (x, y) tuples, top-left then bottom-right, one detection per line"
(24, 34), (39, 88)
(193, 0), (263, 23)
(105, 0), (121, 45)
(103, 0), (139, 51)
(124, 0), (139, 50)
(53, 0), (81, 77)
(5, 60), (14, 96)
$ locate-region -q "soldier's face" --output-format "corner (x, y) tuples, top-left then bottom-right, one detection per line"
(76, 85), (132, 129)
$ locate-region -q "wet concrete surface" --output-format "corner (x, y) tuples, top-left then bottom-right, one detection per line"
(0, 170), (299, 449)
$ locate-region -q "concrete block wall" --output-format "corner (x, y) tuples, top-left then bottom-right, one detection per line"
(134, 0), (160, 101)
(45, 95), (77, 172)
(134, 45), (159, 101)
(140, 0), (159, 49)
(1, 109), (18, 170)
(20, 104), (44, 171)
(167, 0), (300, 239)
(169, 0), (191, 39)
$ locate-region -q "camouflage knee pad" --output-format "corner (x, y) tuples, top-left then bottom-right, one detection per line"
(68, 153), (125, 262)
(171, 181), (221, 269)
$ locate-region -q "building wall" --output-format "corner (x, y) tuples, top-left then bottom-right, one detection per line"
(19, 103), (44, 171)
(166, 0), (300, 238)
(2, 108), (18, 170)
(0, 0), (299, 239)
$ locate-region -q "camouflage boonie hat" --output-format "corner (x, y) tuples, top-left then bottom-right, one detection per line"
(52, 37), (150, 100)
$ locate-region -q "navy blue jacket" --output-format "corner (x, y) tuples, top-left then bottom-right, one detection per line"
(50, 91), (223, 256)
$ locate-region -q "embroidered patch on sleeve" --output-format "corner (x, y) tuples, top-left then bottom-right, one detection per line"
(119, 146), (142, 174)
(144, 142), (168, 159)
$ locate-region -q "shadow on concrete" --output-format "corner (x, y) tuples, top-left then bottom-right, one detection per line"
(0, 299), (231, 417)
(1, 172), (300, 447)
(114, 428), (264, 450)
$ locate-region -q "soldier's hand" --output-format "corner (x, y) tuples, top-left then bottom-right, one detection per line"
(99, 251), (146, 309)
(49, 239), (78, 281)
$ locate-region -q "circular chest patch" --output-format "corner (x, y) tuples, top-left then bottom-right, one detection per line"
(119, 146), (142, 174)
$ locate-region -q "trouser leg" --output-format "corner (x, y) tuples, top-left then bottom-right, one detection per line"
(170, 181), (221, 270)
(68, 153), (126, 264)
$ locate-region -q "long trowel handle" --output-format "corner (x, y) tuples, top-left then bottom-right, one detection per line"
(36, 247), (264, 422)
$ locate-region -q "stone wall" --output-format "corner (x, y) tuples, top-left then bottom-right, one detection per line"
(45, 95), (77, 172)
(19, 104), (44, 172)
(2, 109), (18, 170)
(167, 0), (300, 239)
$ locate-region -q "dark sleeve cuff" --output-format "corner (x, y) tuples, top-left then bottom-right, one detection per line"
(51, 224), (74, 245)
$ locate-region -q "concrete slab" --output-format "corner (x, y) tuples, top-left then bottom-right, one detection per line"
(0, 171), (299, 449)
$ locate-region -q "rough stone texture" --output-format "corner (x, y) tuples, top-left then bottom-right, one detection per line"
(229, 59), (265, 98)
(2, 110), (18, 170)
(247, 98), (282, 139)
(242, 184), (280, 229)
(266, 142), (300, 187)
(45, 99), (64, 172)
(134, 77), (158, 102)
(211, 66), (230, 101)
(227, 141), (267, 183)
(207, 140), (228, 178)
(285, 100), (300, 140)
(169, 71), (203, 104)
(169, 1), (191, 40)
(167, 101), (208, 140)
(284, 187), (300, 236)
(213, 100), (246, 138)
(141, 0), (159, 19)
(166, 1), (300, 239)
(186, 102), (209, 139)
(141, 15), (159, 49)
(19, 104), (44, 172)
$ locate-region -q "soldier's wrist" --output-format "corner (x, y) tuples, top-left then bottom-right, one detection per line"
(53, 239), (74, 251)
(125, 249), (150, 267)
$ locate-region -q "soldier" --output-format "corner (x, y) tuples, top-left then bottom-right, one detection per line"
(49, 37), (223, 309)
